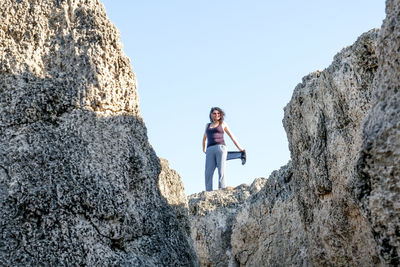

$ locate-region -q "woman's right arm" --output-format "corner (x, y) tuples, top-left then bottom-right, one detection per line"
(202, 124), (208, 153)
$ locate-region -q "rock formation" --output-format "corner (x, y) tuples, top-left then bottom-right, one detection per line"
(188, 5), (400, 263)
(355, 0), (400, 264)
(189, 28), (380, 267)
(231, 163), (300, 266)
(1, 0), (399, 266)
(158, 158), (193, 241)
(188, 178), (266, 267)
(0, 0), (197, 266)
(280, 29), (380, 266)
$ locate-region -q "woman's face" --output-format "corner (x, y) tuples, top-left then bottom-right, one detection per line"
(211, 110), (221, 122)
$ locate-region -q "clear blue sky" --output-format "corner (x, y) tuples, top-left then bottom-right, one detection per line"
(101, 0), (385, 195)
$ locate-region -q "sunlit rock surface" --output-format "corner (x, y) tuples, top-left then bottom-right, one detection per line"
(280, 29), (380, 266)
(355, 0), (400, 264)
(189, 25), (400, 266)
(2, 0), (399, 266)
(188, 178), (266, 266)
(231, 163), (303, 266)
(0, 0), (197, 266)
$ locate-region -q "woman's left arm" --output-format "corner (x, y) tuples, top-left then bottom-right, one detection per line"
(223, 122), (244, 151)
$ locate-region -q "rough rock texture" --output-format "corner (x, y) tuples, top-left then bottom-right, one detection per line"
(355, 0), (400, 264)
(281, 29), (380, 266)
(188, 178), (266, 267)
(190, 2), (400, 266)
(231, 163), (302, 266)
(158, 158), (192, 240)
(189, 29), (385, 266)
(188, 163), (307, 267)
(0, 0), (197, 266)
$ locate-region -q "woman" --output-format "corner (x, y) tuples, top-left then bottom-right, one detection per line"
(202, 107), (244, 191)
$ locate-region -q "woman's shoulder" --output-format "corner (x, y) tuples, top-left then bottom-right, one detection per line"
(220, 121), (228, 130)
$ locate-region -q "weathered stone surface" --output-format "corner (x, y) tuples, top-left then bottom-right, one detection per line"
(189, 29), (384, 266)
(0, 0), (197, 266)
(231, 163), (305, 266)
(281, 29), (380, 266)
(188, 178), (266, 267)
(158, 158), (193, 241)
(191, 2), (400, 266)
(355, 0), (400, 264)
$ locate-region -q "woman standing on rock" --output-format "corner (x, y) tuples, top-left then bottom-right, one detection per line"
(202, 107), (244, 191)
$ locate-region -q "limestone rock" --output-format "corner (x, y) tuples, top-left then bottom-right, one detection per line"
(281, 29), (380, 265)
(231, 163), (306, 266)
(0, 0), (197, 266)
(188, 178), (266, 267)
(158, 158), (193, 241)
(355, 0), (400, 264)
(189, 29), (383, 266)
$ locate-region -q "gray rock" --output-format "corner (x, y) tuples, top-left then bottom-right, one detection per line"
(158, 158), (195, 249)
(188, 178), (266, 267)
(281, 29), (380, 265)
(190, 2), (400, 266)
(0, 0), (197, 266)
(231, 163), (304, 266)
(355, 0), (400, 264)
(189, 28), (384, 266)
(229, 29), (381, 267)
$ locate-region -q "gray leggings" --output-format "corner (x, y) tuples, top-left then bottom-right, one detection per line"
(205, 144), (227, 191)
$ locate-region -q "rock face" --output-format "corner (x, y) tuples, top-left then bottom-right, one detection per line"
(281, 29), (380, 266)
(188, 178), (266, 267)
(355, 0), (400, 264)
(231, 163), (298, 266)
(0, 0), (197, 266)
(158, 158), (192, 241)
(189, 27), (392, 266)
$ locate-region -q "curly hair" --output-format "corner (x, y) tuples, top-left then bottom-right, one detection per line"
(209, 107), (225, 123)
